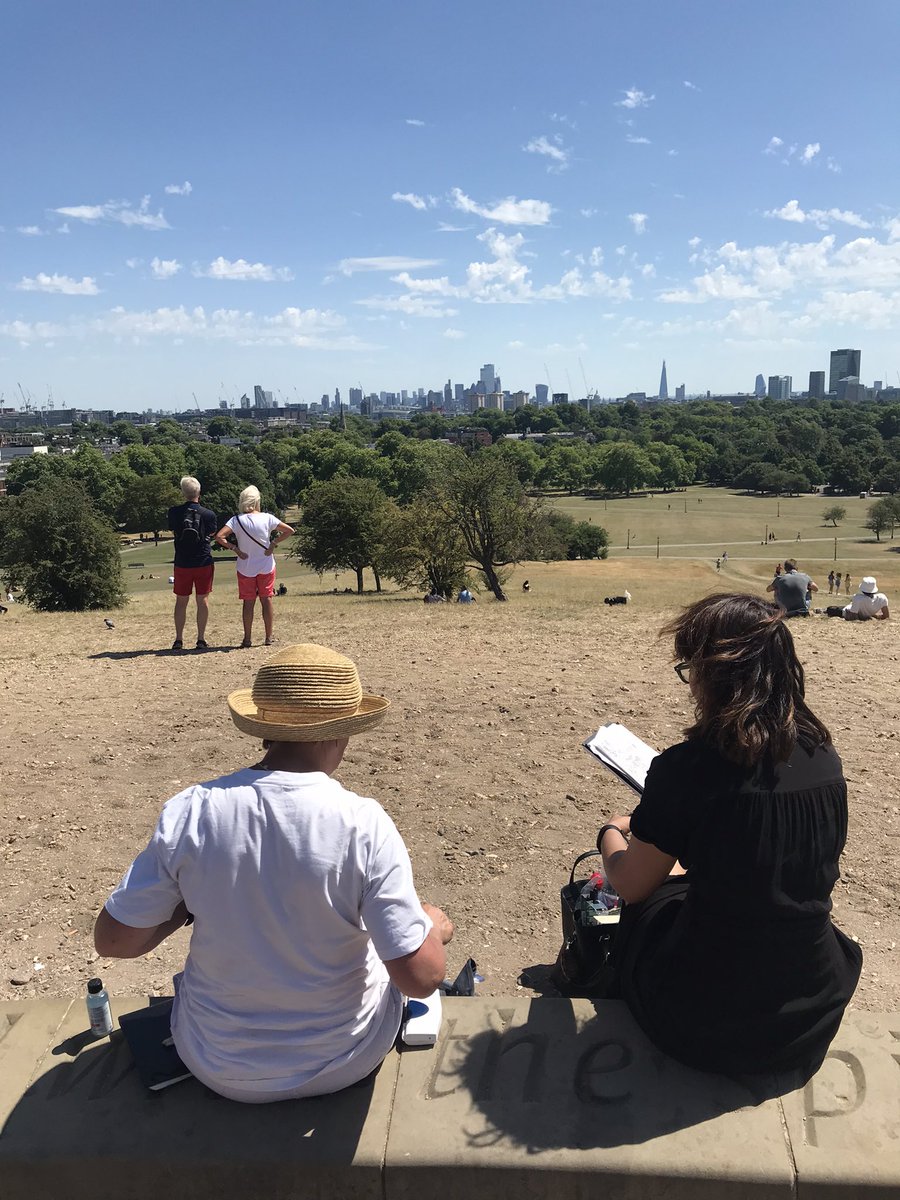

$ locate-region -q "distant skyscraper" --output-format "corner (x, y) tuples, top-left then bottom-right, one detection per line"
(348, 387), (363, 406)
(334, 388), (341, 408)
(829, 349), (861, 394)
(808, 371), (826, 400)
(767, 375), (792, 400)
(454, 383), (465, 403)
(658, 360), (668, 400)
(240, 393), (251, 409)
(479, 363), (497, 394)
(443, 379), (452, 406)
(754, 374), (766, 398)
(534, 383), (549, 406)
(253, 385), (266, 408)
(551, 392), (569, 406)
(321, 393), (330, 410)
(675, 384), (685, 402)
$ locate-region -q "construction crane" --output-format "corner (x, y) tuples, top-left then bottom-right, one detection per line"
(47, 384), (55, 411)
(565, 369), (575, 400)
(192, 392), (202, 415)
(17, 382), (32, 412)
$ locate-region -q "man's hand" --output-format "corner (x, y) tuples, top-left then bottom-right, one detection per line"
(237, 550), (249, 561)
(422, 902), (454, 945)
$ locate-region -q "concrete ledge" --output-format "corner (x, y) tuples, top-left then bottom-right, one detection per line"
(1, 996), (898, 1199)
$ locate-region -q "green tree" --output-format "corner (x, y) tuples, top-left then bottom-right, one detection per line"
(647, 443), (693, 491)
(567, 520), (610, 560)
(382, 496), (469, 597)
(435, 451), (539, 600)
(118, 474), (182, 537)
(207, 415), (238, 439)
(865, 498), (897, 542)
(0, 480), (126, 611)
(595, 442), (657, 495)
(822, 505), (846, 527)
(293, 476), (394, 593)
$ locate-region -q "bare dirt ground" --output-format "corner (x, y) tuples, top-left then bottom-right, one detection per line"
(2, 562), (899, 1014)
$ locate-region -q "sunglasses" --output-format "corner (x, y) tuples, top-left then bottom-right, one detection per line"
(674, 662), (691, 684)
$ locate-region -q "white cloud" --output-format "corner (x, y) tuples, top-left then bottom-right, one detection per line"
(17, 225), (43, 236)
(391, 191), (436, 211)
(164, 181), (192, 195)
(450, 187), (552, 226)
(628, 212), (648, 235)
(151, 256), (181, 279)
(193, 256), (294, 281)
(523, 134), (570, 172)
(625, 135), (651, 145)
(616, 87), (654, 109)
(436, 222), (469, 233)
(764, 200), (871, 230)
(549, 112), (576, 129)
(355, 294), (458, 318)
(640, 263), (656, 277)
(389, 271), (461, 296)
(667, 149), (679, 156)
(688, 236), (702, 248)
(683, 80), (700, 91)
(339, 255), (442, 276)
(660, 265), (761, 304)
(763, 136), (784, 156)
(16, 272), (99, 295)
(405, 118), (425, 126)
(57, 222), (69, 234)
(589, 246), (603, 267)
(443, 327), (465, 339)
(800, 142), (820, 164)
(580, 207), (598, 218)
(507, 340), (525, 349)
(125, 258), (142, 269)
(54, 195), (170, 230)
(826, 157), (842, 174)
(0, 304), (379, 351)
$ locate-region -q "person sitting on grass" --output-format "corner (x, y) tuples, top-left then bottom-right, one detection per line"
(215, 485), (294, 648)
(596, 593), (861, 1079)
(766, 558), (817, 618)
(843, 576), (889, 621)
(94, 643), (454, 1103)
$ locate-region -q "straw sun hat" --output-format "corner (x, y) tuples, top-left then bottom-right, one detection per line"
(228, 644), (389, 741)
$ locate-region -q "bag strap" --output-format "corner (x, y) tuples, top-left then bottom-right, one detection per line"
(235, 514), (270, 552)
(569, 849), (603, 887)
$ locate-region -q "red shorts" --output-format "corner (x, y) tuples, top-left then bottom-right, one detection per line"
(173, 565), (214, 596)
(238, 569), (276, 600)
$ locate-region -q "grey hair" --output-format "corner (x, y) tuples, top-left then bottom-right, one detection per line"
(238, 485), (262, 514)
(180, 475), (201, 500)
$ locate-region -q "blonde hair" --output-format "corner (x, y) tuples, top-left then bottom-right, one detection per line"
(238, 485), (262, 514)
(180, 475), (201, 500)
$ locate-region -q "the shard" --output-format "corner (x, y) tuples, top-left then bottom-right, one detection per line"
(658, 360), (668, 400)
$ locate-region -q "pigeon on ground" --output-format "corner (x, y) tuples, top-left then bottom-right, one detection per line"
(104, 618), (115, 629)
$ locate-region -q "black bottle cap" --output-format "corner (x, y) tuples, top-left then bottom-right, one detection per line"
(87, 977), (103, 993)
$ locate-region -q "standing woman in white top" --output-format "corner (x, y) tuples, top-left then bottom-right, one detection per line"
(215, 486), (294, 647)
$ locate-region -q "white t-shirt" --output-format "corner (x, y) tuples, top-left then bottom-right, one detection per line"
(105, 768), (431, 1101)
(226, 512), (281, 577)
(844, 591), (888, 619)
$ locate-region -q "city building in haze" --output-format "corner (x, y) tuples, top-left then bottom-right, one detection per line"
(321, 393), (330, 410)
(552, 392), (569, 405)
(348, 387), (363, 406)
(658, 360), (668, 400)
(240, 394), (251, 409)
(534, 383), (549, 406)
(754, 374), (766, 398)
(836, 377), (867, 403)
(479, 363), (497, 394)
(767, 375), (792, 401)
(829, 349), (861, 394)
(253, 385), (267, 408)
(675, 384), (686, 402)
(334, 388), (341, 408)
(443, 379), (452, 406)
(808, 371), (826, 400)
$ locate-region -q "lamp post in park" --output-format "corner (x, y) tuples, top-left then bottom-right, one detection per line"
(626, 528), (631, 550)
(656, 536), (660, 559)
(834, 537), (838, 562)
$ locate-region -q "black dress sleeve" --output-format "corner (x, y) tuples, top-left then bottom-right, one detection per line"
(629, 746), (690, 859)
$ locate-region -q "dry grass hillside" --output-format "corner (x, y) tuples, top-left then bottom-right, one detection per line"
(2, 556), (899, 1013)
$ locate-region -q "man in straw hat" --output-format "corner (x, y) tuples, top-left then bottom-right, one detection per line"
(842, 576), (890, 621)
(94, 644), (454, 1102)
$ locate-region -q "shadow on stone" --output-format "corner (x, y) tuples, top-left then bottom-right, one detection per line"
(88, 646), (238, 660)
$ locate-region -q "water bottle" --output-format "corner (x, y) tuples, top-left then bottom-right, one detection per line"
(86, 977), (114, 1038)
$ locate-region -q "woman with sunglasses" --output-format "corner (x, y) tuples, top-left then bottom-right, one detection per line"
(597, 593), (861, 1079)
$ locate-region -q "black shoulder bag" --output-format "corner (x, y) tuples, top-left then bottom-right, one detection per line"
(550, 849), (619, 998)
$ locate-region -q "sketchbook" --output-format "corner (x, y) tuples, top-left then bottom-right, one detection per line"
(118, 998), (193, 1092)
(583, 723), (659, 795)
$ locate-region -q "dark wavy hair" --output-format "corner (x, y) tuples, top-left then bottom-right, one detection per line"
(661, 593), (831, 766)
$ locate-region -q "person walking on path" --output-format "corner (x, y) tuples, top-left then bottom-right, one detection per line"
(168, 476), (218, 652)
(827, 571), (835, 595)
(216, 486), (294, 648)
(715, 558), (721, 572)
(94, 643), (454, 1102)
(835, 572), (842, 595)
(722, 550), (728, 564)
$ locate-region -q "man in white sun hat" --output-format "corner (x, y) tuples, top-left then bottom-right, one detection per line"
(94, 644), (453, 1102)
(842, 576), (890, 621)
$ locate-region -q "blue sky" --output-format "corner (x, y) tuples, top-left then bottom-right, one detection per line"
(3, 0), (900, 410)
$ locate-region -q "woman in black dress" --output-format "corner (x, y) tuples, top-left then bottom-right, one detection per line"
(598, 593), (861, 1078)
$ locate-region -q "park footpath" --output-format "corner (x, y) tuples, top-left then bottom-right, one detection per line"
(1, 994), (899, 1199)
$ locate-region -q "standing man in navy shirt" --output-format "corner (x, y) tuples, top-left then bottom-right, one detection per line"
(167, 476), (218, 651)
